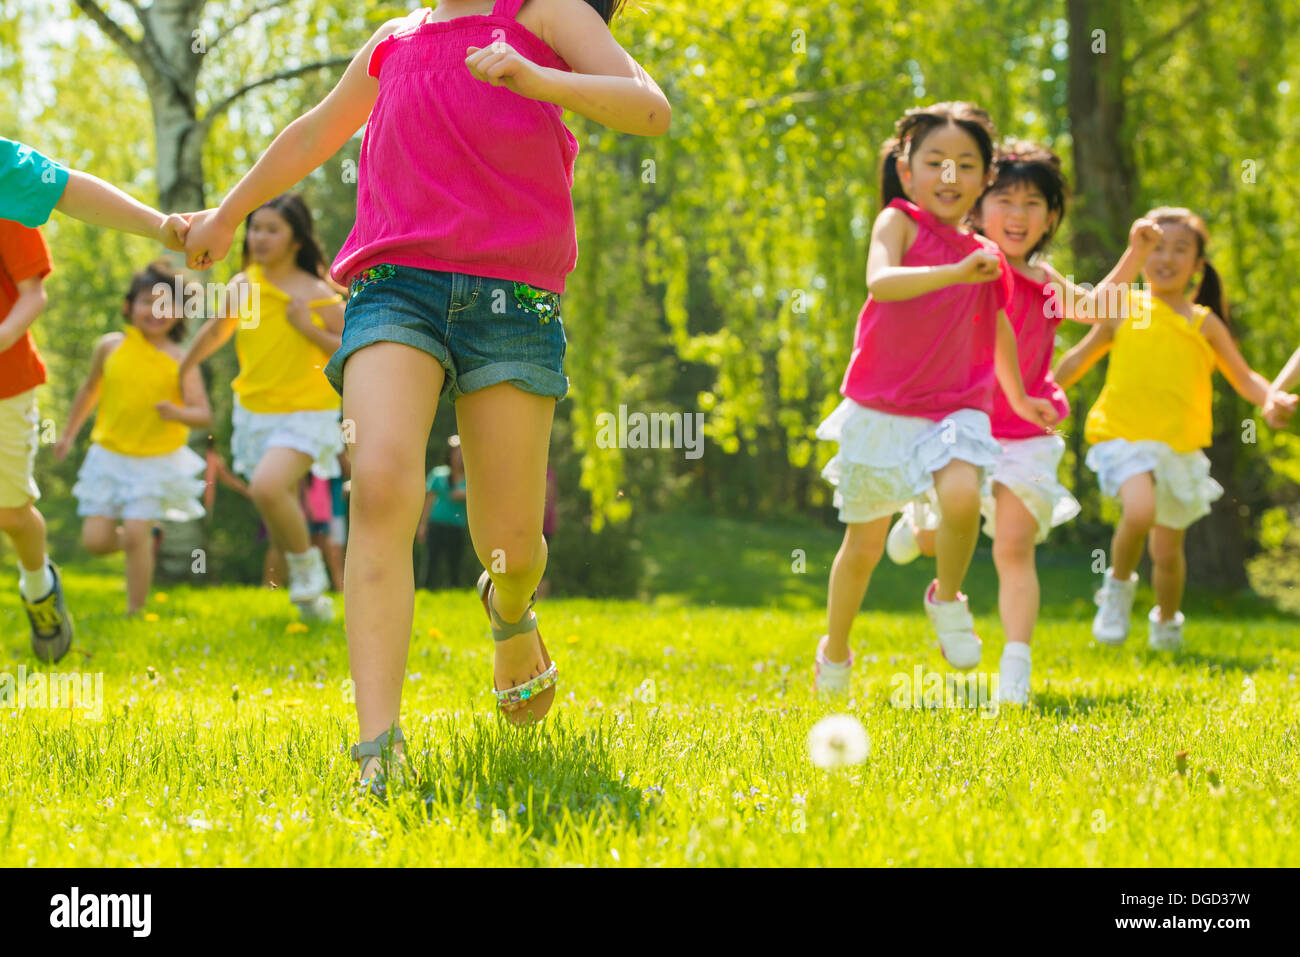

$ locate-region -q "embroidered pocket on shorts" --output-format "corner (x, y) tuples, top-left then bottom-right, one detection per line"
(512, 282), (561, 325)
(350, 264), (397, 297)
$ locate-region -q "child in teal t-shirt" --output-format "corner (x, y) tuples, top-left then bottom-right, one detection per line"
(2, 136), (188, 247)
(417, 439), (468, 590)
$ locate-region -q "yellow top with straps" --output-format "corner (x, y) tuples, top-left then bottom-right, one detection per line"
(1085, 291), (1216, 453)
(232, 263), (342, 414)
(90, 325), (190, 457)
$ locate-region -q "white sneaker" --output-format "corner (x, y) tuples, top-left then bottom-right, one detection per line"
(1147, 607), (1184, 651)
(295, 593), (335, 623)
(288, 546), (330, 603)
(886, 515), (920, 565)
(1092, 569), (1137, 646)
(996, 645), (1031, 705)
(924, 580), (982, 671)
(814, 635), (853, 694)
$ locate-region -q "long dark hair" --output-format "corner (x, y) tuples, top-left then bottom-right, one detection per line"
(583, 0), (627, 22)
(977, 140), (1069, 260)
(1146, 206), (1228, 327)
(879, 101), (997, 207)
(124, 260), (187, 343)
(240, 193), (330, 279)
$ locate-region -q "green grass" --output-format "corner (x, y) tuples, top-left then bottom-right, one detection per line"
(1, 511), (1298, 866)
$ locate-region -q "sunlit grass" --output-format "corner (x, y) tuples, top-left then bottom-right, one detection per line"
(1, 514), (1297, 866)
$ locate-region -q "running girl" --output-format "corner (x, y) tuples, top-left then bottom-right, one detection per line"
(1056, 208), (1280, 650)
(55, 261), (210, 615)
(814, 102), (1057, 694)
(179, 194), (345, 622)
(183, 0), (670, 791)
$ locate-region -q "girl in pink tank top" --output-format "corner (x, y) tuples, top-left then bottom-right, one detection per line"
(813, 102), (1060, 698)
(183, 0), (670, 792)
(926, 140), (1157, 704)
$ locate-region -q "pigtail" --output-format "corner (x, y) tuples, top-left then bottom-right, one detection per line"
(879, 138), (908, 207)
(1195, 260), (1229, 328)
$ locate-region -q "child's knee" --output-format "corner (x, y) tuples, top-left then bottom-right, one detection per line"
(1121, 500), (1156, 531)
(992, 534), (1035, 570)
(349, 456), (423, 520)
(841, 525), (886, 569)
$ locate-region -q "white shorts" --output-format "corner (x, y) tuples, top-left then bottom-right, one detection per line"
(0, 388), (41, 508)
(73, 442), (206, 522)
(231, 396), (343, 482)
(816, 400), (1001, 524)
(979, 434), (1081, 543)
(1085, 438), (1223, 530)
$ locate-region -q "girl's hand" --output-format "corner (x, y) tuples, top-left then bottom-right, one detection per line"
(52, 435), (73, 462)
(465, 43), (555, 102)
(1015, 395), (1061, 430)
(1264, 390), (1298, 430)
(159, 213), (192, 252)
(185, 208), (236, 271)
(950, 249), (1003, 285)
(1129, 217), (1162, 256)
(155, 400), (182, 421)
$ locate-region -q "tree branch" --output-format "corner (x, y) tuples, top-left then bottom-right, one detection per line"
(72, 0), (153, 79)
(197, 56), (351, 132)
(210, 0), (295, 51)
(1127, 0), (1207, 68)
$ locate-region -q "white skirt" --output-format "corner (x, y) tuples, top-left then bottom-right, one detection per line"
(979, 434), (1081, 543)
(1085, 438), (1223, 530)
(73, 442), (206, 521)
(231, 397), (343, 481)
(816, 400), (1001, 524)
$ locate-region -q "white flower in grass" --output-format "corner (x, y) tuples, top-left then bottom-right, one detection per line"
(807, 714), (870, 769)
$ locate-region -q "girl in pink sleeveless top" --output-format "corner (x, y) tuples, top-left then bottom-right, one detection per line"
(894, 141), (1158, 705)
(813, 103), (1060, 697)
(183, 0), (670, 792)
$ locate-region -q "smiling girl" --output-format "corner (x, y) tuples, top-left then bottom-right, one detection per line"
(179, 194), (345, 623)
(813, 103), (1058, 693)
(1055, 207), (1279, 651)
(55, 261), (211, 615)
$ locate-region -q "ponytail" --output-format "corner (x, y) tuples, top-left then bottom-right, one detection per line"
(879, 139), (907, 206)
(1195, 260), (1229, 328)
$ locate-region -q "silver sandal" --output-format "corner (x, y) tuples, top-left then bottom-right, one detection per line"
(350, 725), (404, 797)
(476, 570), (559, 714)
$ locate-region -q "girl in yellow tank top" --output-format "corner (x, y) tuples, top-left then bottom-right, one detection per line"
(1054, 208), (1278, 652)
(56, 261), (212, 615)
(178, 194), (345, 622)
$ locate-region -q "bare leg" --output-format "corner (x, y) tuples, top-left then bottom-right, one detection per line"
(932, 460), (981, 601)
(121, 519), (154, 615)
(990, 484), (1039, 646)
(341, 343), (444, 770)
(824, 517), (890, 662)
(1111, 472), (1156, 580)
(455, 382), (557, 722)
(0, 502), (49, 571)
(1148, 524), (1186, 621)
(248, 447), (314, 556)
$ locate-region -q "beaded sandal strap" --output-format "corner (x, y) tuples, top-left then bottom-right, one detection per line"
(494, 662), (559, 706)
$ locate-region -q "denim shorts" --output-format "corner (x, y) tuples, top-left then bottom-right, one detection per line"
(323, 264), (568, 402)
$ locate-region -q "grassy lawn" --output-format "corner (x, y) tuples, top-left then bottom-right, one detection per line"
(1, 511), (1297, 866)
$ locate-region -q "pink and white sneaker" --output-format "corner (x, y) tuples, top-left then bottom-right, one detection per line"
(814, 635), (853, 694)
(924, 580), (982, 671)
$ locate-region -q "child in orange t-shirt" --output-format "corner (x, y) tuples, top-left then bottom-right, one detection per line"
(0, 220), (75, 661)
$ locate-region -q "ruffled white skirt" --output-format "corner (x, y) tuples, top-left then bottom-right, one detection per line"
(231, 397), (343, 481)
(73, 442), (206, 521)
(816, 400), (1001, 524)
(1085, 438), (1222, 530)
(979, 434), (1081, 543)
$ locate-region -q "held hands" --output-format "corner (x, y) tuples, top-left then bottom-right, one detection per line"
(52, 435), (74, 462)
(465, 43), (553, 101)
(158, 213), (192, 252)
(1263, 389), (1298, 430)
(184, 208), (236, 271)
(285, 296), (312, 331)
(1015, 395), (1061, 431)
(950, 249), (1003, 285)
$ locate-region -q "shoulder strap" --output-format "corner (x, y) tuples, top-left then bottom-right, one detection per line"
(492, 0), (527, 20)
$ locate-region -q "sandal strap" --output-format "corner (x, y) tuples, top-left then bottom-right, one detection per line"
(477, 571), (538, 642)
(350, 725), (404, 763)
(494, 661), (559, 705)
